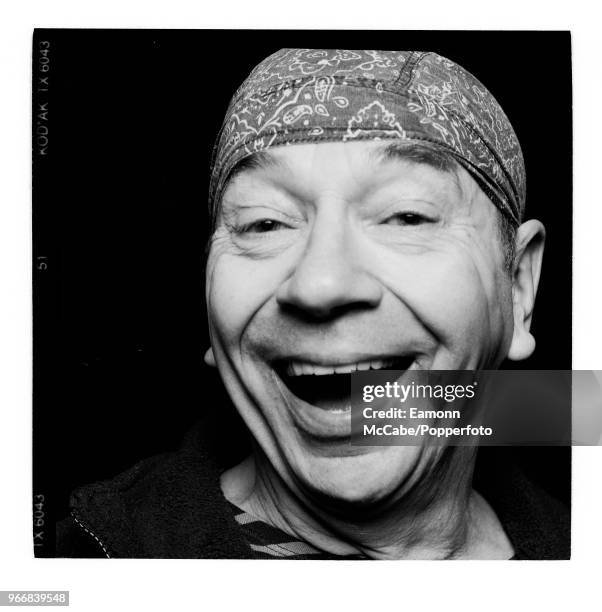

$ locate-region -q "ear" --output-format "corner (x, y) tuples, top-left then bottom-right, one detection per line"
(204, 347), (217, 367)
(507, 219), (546, 361)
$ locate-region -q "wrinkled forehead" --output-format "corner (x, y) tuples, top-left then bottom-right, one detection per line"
(209, 48), (525, 229)
(219, 140), (493, 222)
(222, 140), (464, 202)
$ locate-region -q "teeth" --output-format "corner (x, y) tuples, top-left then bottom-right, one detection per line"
(285, 358), (402, 376)
(334, 364), (355, 374)
(290, 362), (304, 376)
(329, 405), (352, 414)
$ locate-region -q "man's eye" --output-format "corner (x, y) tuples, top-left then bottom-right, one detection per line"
(383, 212), (431, 226)
(239, 219), (287, 233)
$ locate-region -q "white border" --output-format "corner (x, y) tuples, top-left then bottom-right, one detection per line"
(1, 2), (601, 611)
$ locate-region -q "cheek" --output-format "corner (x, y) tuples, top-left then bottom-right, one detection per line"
(374, 237), (510, 359)
(403, 254), (487, 322)
(206, 253), (285, 345)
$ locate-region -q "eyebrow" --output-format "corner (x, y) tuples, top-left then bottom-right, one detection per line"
(227, 151), (283, 181)
(370, 141), (464, 196)
(370, 141), (459, 173)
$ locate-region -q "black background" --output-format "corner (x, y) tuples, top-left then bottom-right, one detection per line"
(32, 30), (572, 556)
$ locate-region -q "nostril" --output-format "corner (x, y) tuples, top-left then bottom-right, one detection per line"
(276, 270), (383, 320)
(277, 297), (372, 322)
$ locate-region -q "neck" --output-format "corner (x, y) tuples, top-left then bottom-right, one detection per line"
(221, 448), (513, 559)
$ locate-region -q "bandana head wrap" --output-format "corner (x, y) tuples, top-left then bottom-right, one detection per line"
(209, 49), (526, 226)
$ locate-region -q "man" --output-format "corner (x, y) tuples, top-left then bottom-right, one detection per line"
(57, 49), (569, 559)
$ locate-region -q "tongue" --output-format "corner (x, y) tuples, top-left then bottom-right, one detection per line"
(284, 373), (352, 411)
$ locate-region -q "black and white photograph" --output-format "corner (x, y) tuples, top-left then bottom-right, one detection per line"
(31, 30), (573, 561)
(3, 0), (602, 605)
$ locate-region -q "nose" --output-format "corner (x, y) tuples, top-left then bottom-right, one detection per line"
(276, 208), (383, 319)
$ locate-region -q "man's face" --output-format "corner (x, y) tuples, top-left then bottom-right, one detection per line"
(206, 141), (515, 505)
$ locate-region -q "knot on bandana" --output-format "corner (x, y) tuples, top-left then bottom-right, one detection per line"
(209, 49), (526, 227)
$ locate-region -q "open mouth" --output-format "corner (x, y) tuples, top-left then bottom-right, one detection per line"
(275, 355), (415, 413)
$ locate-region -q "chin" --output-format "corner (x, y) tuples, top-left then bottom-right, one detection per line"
(294, 445), (421, 511)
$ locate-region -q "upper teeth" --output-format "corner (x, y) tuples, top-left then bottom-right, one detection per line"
(286, 358), (398, 377)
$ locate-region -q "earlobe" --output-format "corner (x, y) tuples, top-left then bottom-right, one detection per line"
(507, 315), (536, 361)
(204, 347), (217, 367)
(507, 219), (546, 362)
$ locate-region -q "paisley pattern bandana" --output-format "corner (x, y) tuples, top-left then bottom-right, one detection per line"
(209, 49), (526, 226)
